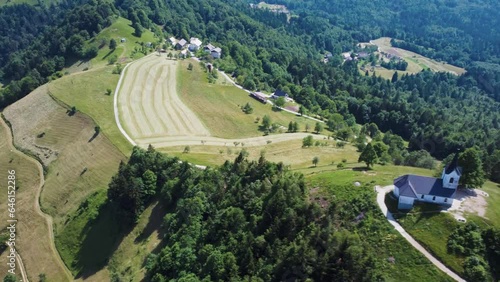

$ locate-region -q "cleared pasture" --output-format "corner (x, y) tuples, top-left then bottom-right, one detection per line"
(371, 37), (466, 75)
(117, 54), (210, 142)
(48, 66), (132, 155)
(0, 119), (71, 281)
(160, 138), (356, 169)
(3, 87), (125, 278)
(176, 59), (319, 139)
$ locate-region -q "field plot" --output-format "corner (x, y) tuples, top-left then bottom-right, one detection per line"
(118, 54), (210, 143)
(161, 138), (352, 169)
(3, 86), (125, 279)
(177, 59), (318, 138)
(48, 66), (132, 155)
(0, 119), (71, 281)
(371, 37), (466, 75)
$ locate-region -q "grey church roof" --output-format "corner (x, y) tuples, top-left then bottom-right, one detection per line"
(394, 175), (456, 198)
(445, 153), (462, 175)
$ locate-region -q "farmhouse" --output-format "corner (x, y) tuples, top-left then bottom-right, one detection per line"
(393, 154), (462, 209)
(204, 44), (222, 59)
(272, 89), (293, 101)
(175, 38), (187, 50)
(250, 92), (268, 104)
(189, 37), (203, 51)
(169, 37), (177, 46)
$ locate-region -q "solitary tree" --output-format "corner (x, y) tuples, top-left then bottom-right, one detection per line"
(312, 156), (319, 167)
(109, 38), (117, 50)
(302, 135), (314, 147)
(298, 105), (305, 116)
(292, 122), (299, 132)
(314, 122), (323, 134)
(459, 148), (486, 188)
(106, 88), (112, 95)
(305, 123), (310, 132)
(187, 62), (193, 70)
(167, 52), (173, 60)
(183, 146), (191, 154)
(262, 115), (271, 129)
(3, 274), (17, 282)
(94, 126), (100, 134)
(275, 97), (285, 108)
(358, 143), (378, 168)
(288, 121), (294, 133)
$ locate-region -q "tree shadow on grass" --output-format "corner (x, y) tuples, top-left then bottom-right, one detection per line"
(352, 166), (372, 171)
(134, 200), (168, 243)
(102, 49), (116, 61)
(74, 201), (134, 279)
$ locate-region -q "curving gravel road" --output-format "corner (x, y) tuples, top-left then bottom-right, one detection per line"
(375, 185), (466, 282)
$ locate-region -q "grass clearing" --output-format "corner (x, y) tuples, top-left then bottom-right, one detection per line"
(178, 59), (320, 139)
(0, 119), (70, 281)
(299, 163), (435, 186)
(108, 201), (167, 281)
(88, 17), (157, 68)
(3, 87), (126, 278)
(48, 66), (132, 155)
(160, 138), (356, 169)
(385, 194), (466, 276)
(371, 37), (466, 75)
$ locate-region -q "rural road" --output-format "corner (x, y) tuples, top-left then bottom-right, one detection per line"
(0, 119), (73, 281)
(375, 185), (466, 282)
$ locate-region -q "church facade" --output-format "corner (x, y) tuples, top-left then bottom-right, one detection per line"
(393, 154), (462, 210)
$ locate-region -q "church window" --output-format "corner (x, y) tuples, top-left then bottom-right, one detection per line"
(449, 178), (454, 183)
(432, 196), (436, 201)
(421, 194), (424, 199)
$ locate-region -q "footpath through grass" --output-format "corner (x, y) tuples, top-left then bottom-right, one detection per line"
(177, 59), (319, 139)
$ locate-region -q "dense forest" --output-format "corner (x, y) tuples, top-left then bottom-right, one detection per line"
(0, 0), (116, 107)
(108, 147), (386, 281)
(0, 0), (499, 180)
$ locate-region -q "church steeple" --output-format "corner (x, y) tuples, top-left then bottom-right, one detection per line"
(442, 152), (462, 189)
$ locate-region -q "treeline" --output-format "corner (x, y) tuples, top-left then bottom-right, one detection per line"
(0, 0), (117, 108)
(107, 147), (387, 281)
(380, 58), (408, 71)
(447, 222), (500, 281)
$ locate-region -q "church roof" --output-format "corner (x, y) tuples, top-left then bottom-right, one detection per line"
(394, 175), (456, 198)
(445, 153), (462, 175)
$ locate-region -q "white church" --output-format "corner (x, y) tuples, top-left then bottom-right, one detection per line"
(393, 154), (462, 210)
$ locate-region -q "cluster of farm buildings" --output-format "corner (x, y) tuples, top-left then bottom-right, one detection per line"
(169, 37), (222, 59)
(250, 89), (293, 104)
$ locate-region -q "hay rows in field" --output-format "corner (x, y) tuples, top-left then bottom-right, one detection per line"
(118, 55), (210, 140)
